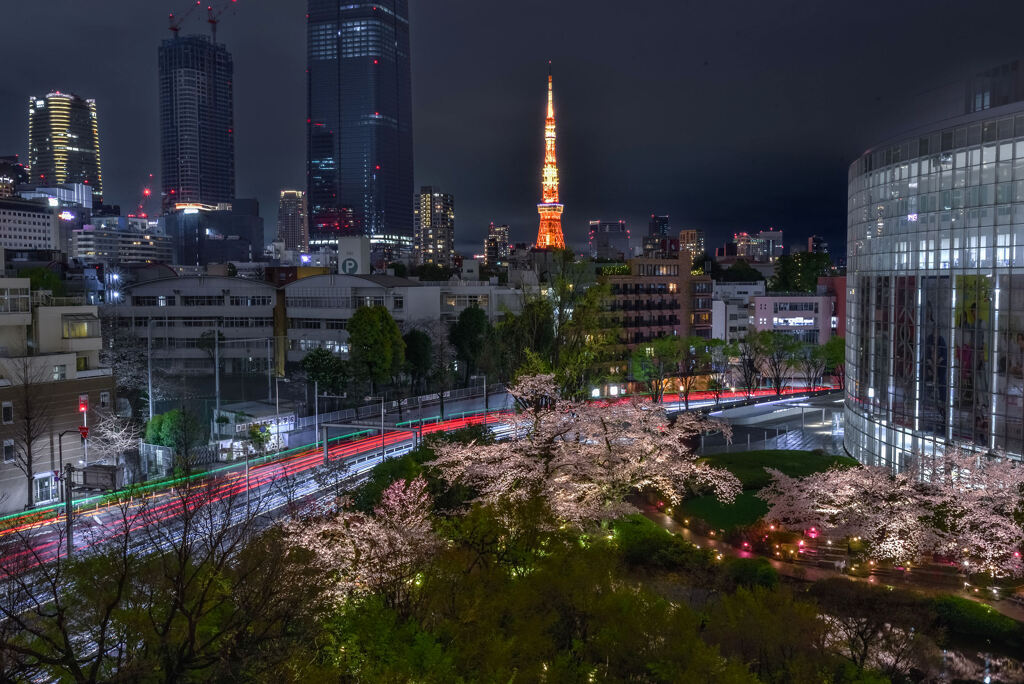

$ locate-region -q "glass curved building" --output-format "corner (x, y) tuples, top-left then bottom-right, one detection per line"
(846, 100), (1024, 467)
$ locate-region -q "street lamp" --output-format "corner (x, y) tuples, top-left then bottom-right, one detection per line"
(367, 395), (386, 459)
(470, 373), (487, 420)
(57, 430), (79, 502)
(275, 376), (291, 452)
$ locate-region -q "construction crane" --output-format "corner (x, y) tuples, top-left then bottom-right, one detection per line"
(168, 0), (203, 36)
(207, 0), (238, 43)
(130, 173), (155, 219)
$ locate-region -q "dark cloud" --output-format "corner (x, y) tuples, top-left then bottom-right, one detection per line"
(2, 1), (1023, 257)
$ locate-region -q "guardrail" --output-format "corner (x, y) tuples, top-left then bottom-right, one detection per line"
(0, 406), (505, 531)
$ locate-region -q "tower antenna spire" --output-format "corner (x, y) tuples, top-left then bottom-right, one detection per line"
(535, 62), (565, 250)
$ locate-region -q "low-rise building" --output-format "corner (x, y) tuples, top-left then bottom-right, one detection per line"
(751, 292), (836, 344)
(0, 197), (59, 251)
(110, 274), (524, 375)
(604, 248), (689, 347)
(710, 280), (765, 342)
(72, 216), (173, 265)
(0, 278), (114, 512)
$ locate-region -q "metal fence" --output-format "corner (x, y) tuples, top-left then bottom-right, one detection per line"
(139, 442), (219, 478)
(294, 383), (506, 429)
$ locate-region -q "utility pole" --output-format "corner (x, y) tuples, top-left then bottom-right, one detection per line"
(147, 319), (154, 420)
(314, 380), (319, 451)
(64, 463), (74, 556)
(214, 321), (220, 415)
(266, 337), (272, 402)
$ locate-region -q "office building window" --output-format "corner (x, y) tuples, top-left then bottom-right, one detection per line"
(53, 365), (66, 381)
(2, 439), (13, 463)
(100, 391), (111, 409)
(2, 402), (12, 424)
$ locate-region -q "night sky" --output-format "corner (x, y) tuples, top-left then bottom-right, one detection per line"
(3, 0), (1024, 257)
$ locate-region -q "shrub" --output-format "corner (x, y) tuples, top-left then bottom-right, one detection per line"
(613, 515), (712, 571)
(930, 595), (1024, 652)
(723, 557), (779, 590)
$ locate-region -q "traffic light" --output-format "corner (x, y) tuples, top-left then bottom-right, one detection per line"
(78, 394), (88, 413)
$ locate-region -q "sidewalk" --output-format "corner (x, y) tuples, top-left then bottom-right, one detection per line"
(639, 503), (1024, 623)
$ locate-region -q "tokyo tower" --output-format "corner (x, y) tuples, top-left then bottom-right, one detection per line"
(536, 63), (566, 249)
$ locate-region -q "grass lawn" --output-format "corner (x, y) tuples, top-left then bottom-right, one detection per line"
(677, 450), (859, 531)
(679, 492), (768, 531)
(701, 450), (858, 490)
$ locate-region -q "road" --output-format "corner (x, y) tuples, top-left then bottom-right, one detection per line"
(0, 385), (839, 574)
(0, 412), (508, 575)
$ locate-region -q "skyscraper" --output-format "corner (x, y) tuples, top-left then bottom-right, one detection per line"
(27, 92), (103, 199)
(648, 214), (670, 236)
(277, 190), (308, 251)
(535, 65), (565, 250)
(483, 222), (510, 267)
(414, 186), (455, 267)
(158, 35), (235, 213)
(588, 220), (630, 260)
(306, 0), (414, 251)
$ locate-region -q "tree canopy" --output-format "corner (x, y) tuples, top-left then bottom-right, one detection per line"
(769, 252), (833, 293)
(347, 305), (405, 394)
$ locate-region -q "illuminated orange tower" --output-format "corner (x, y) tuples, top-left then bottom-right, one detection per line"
(536, 63), (566, 249)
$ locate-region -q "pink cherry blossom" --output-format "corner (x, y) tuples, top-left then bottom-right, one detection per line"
(430, 374), (740, 527)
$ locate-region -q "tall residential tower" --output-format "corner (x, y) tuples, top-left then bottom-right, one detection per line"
(535, 65), (565, 250)
(277, 190), (308, 251)
(158, 35), (235, 212)
(306, 0), (414, 253)
(27, 92), (103, 199)
(414, 186), (455, 267)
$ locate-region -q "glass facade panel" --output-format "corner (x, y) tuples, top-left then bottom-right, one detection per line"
(847, 101), (1024, 466)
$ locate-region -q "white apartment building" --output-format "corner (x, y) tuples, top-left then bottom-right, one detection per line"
(111, 274), (523, 374)
(0, 197), (59, 251)
(0, 278), (114, 511)
(710, 280), (764, 342)
(750, 292), (836, 345)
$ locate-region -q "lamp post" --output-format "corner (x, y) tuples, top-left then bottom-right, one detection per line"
(275, 376), (290, 452)
(57, 430), (78, 502)
(367, 395), (385, 458)
(470, 373), (487, 421)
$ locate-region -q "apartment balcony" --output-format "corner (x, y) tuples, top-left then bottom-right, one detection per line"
(77, 367), (113, 379)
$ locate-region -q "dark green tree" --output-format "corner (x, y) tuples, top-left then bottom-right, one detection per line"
(769, 252), (832, 293)
(347, 305), (405, 395)
(18, 266), (66, 296)
(630, 335), (683, 404)
(795, 342), (829, 391)
(403, 328), (433, 394)
(449, 306), (491, 385)
(720, 259), (766, 283)
(753, 331), (802, 396)
(822, 335), (846, 389)
(300, 347), (347, 395)
(157, 408), (205, 470)
(412, 263), (454, 281)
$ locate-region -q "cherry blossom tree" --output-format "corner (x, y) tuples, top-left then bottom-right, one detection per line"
(758, 465), (935, 565)
(429, 374), (741, 527)
(759, 447), (1024, 576)
(914, 448), (1024, 576)
(288, 477), (438, 611)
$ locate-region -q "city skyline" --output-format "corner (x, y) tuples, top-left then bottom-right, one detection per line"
(3, 2), (1024, 253)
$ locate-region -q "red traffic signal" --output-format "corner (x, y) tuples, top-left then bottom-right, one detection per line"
(78, 394), (88, 413)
